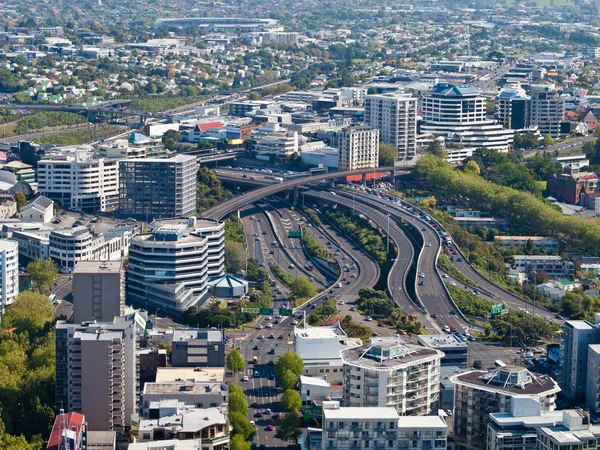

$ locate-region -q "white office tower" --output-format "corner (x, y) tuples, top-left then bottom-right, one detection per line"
(341, 337), (443, 415)
(420, 83), (514, 163)
(337, 126), (380, 171)
(364, 93), (418, 159)
(0, 239), (18, 313)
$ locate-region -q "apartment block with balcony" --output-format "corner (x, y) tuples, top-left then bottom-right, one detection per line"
(248, 123), (299, 160)
(118, 154), (197, 222)
(513, 256), (574, 279)
(37, 148), (119, 212)
(340, 337), (443, 416)
(0, 238), (18, 313)
(364, 93), (417, 159)
(126, 218), (225, 315)
(337, 126), (379, 171)
(322, 400), (447, 450)
(451, 367), (560, 450)
(55, 311), (146, 431)
(530, 84), (565, 138)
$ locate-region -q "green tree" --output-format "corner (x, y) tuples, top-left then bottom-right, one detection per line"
(289, 276), (317, 299)
(3, 292), (54, 339)
(225, 242), (247, 275)
(378, 143), (397, 167)
(26, 259), (59, 294)
(279, 369), (300, 391)
(276, 412), (302, 443)
(543, 134), (555, 146)
(14, 193), (26, 211)
(463, 160), (481, 175)
(226, 348), (245, 376)
(473, 360), (483, 369)
(230, 434), (251, 450)
(229, 411), (256, 440)
(281, 389), (302, 412)
(247, 92), (261, 100)
(229, 390), (249, 415)
(153, 342), (172, 358)
(275, 351), (304, 379)
(0, 416), (38, 450)
(427, 139), (447, 158)
(162, 129), (182, 150)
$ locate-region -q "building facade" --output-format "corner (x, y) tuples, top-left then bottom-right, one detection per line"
(364, 93), (417, 159)
(561, 320), (600, 401)
(73, 260), (124, 323)
(530, 84), (565, 138)
(341, 337), (443, 416)
(171, 329), (225, 367)
(337, 126), (379, 171)
(126, 218), (225, 314)
(55, 312), (146, 431)
(322, 401), (447, 450)
(451, 367), (560, 450)
(118, 154), (197, 221)
(0, 239), (18, 313)
(248, 123), (299, 160)
(496, 83), (531, 130)
(513, 256), (575, 279)
(37, 149), (119, 212)
(420, 83), (514, 162)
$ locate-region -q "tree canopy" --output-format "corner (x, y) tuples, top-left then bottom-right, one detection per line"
(26, 259), (59, 294)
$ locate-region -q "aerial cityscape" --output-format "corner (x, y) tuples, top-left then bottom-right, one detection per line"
(4, 0), (600, 449)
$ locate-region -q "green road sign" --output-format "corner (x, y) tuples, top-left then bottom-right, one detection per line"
(279, 308), (293, 316)
(491, 304), (503, 314)
(288, 229), (302, 238)
(260, 308), (274, 315)
(242, 308), (260, 314)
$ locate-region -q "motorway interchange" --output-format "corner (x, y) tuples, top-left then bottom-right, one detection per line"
(198, 167), (564, 448)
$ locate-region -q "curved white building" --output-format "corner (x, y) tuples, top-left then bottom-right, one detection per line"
(0, 239), (18, 311)
(126, 218), (225, 314)
(341, 337), (443, 416)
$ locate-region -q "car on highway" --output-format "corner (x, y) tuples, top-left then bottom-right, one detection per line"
(265, 425), (274, 431)
(418, 281), (424, 286)
(256, 325), (264, 329)
(350, 306), (356, 311)
(258, 334), (265, 339)
(426, 242), (432, 247)
(378, 322), (386, 327)
(364, 316), (373, 321)
(253, 345), (259, 350)
(443, 274), (449, 278)
(351, 273), (357, 278)
(450, 326), (457, 332)
(418, 273), (425, 278)
(338, 300), (344, 305)
(450, 309), (457, 315)
(292, 320), (298, 325)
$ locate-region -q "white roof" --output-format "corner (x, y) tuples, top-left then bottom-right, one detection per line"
(397, 415), (447, 429)
(300, 376), (330, 388)
(566, 320), (594, 330)
(323, 407), (399, 420)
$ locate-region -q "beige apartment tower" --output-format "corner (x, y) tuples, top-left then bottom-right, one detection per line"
(73, 260), (124, 323)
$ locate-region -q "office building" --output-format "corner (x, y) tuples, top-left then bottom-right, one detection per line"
(37, 149), (119, 212)
(170, 329), (225, 367)
(295, 323), (362, 383)
(337, 126), (379, 171)
(587, 344), (600, 413)
(560, 319), (600, 401)
(341, 337), (443, 415)
(0, 239), (18, 313)
(118, 154), (197, 221)
(55, 312), (146, 431)
(126, 218), (225, 314)
(418, 334), (468, 367)
(73, 261), (124, 323)
(49, 226), (124, 274)
(420, 83), (514, 162)
(364, 93), (417, 159)
(248, 123), (299, 160)
(451, 366), (560, 450)
(530, 84), (564, 138)
(322, 401), (447, 450)
(537, 409), (600, 450)
(513, 255), (575, 279)
(136, 402), (228, 450)
(496, 83), (531, 130)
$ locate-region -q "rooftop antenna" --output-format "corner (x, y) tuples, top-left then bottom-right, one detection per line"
(59, 408), (67, 450)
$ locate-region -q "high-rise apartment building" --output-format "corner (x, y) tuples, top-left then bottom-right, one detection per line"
(420, 83), (514, 162)
(0, 239), (18, 313)
(73, 260), (124, 323)
(451, 367), (560, 450)
(126, 218), (225, 314)
(530, 84), (564, 138)
(322, 401), (447, 450)
(118, 154), (197, 221)
(37, 149), (119, 212)
(561, 320), (600, 401)
(364, 93), (417, 159)
(55, 311), (146, 431)
(337, 126), (379, 171)
(496, 83), (531, 130)
(340, 337), (443, 415)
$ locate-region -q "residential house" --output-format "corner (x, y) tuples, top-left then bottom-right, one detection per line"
(18, 195), (54, 223)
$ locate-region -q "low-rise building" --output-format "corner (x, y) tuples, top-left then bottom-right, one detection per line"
(18, 195), (54, 223)
(418, 334), (468, 367)
(322, 400), (447, 450)
(494, 236), (559, 252)
(537, 409), (600, 450)
(513, 255), (575, 279)
(248, 123), (298, 160)
(547, 169), (598, 205)
(136, 402), (228, 450)
(127, 439), (201, 450)
(140, 381), (228, 416)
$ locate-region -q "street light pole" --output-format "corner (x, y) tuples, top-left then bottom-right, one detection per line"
(386, 214), (390, 254)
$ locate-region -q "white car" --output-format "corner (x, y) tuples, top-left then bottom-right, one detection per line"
(418, 273), (425, 278)
(450, 281), (456, 286)
(266, 316), (272, 321)
(292, 320), (299, 325)
(338, 300), (344, 305)
(426, 242), (432, 247)
(257, 325), (264, 330)
(365, 316), (373, 322)
(242, 375), (249, 381)
(266, 323), (273, 329)
(351, 273), (357, 278)
(443, 274), (449, 278)
(443, 326), (450, 332)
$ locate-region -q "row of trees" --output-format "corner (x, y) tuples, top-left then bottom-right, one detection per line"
(197, 167), (234, 213)
(324, 207), (388, 265)
(357, 288), (422, 333)
(32, 126), (120, 145)
(415, 154), (600, 255)
(447, 286), (492, 318)
(270, 266), (317, 305)
(128, 94), (206, 113)
(228, 382), (255, 450)
(302, 233), (334, 264)
(15, 112), (87, 134)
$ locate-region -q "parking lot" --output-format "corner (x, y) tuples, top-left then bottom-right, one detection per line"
(468, 342), (525, 369)
(54, 210), (143, 235)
